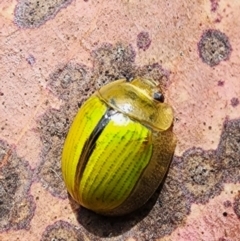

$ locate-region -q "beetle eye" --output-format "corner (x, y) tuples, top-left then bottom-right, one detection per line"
(124, 75), (134, 82)
(153, 92), (164, 102)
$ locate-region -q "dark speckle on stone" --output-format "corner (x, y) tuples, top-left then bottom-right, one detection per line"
(210, 0), (220, 12)
(26, 54), (36, 65)
(214, 16), (222, 23)
(217, 80), (225, 86)
(198, 29), (232, 67)
(230, 97), (239, 107)
(222, 212), (228, 217)
(219, 238), (232, 241)
(137, 31), (151, 51)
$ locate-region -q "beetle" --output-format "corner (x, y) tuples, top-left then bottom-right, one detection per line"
(61, 77), (176, 216)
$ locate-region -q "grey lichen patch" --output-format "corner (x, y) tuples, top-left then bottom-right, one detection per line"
(175, 120), (240, 208)
(180, 148), (223, 204)
(41, 220), (83, 241)
(91, 43), (136, 87)
(217, 119), (240, 183)
(0, 140), (34, 232)
(136, 31), (151, 51)
(233, 192), (240, 219)
(14, 0), (73, 28)
(138, 157), (191, 239)
(37, 106), (70, 199)
(136, 63), (170, 92)
(198, 29), (232, 67)
(92, 44), (169, 89)
(9, 195), (35, 230)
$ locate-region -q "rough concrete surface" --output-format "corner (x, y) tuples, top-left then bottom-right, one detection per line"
(0, 0), (240, 240)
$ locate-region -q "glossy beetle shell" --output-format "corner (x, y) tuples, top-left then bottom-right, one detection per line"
(61, 78), (176, 216)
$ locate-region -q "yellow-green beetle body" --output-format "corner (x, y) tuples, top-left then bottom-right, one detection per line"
(62, 78), (176, 216)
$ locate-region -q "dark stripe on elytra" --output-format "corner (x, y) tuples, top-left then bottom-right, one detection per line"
(74, 108), (113, 194)
(88, 123), (137, 201)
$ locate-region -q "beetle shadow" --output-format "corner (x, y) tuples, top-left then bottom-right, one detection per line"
(69, 177), (167, 238)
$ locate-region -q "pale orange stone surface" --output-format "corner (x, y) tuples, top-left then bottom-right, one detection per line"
(0, 0), (240, 241)
(162, 184), (240, 241)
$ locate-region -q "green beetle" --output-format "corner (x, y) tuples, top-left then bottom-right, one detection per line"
(61, 77), (176, 216)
